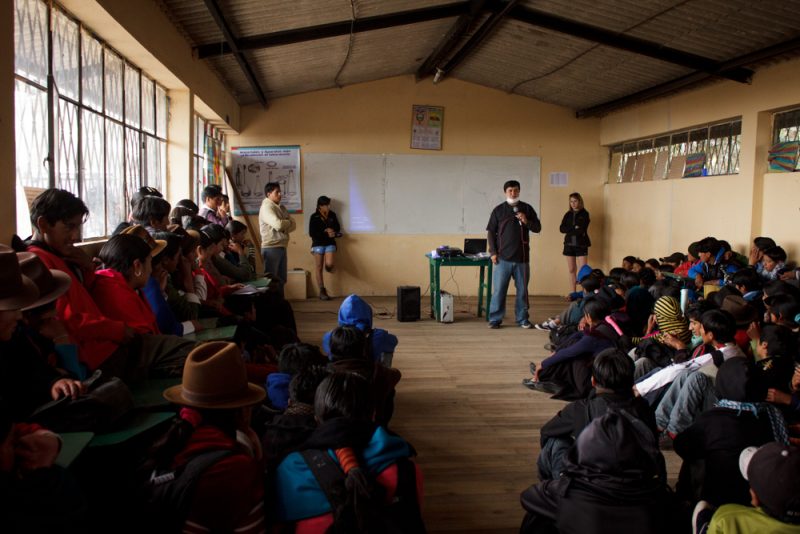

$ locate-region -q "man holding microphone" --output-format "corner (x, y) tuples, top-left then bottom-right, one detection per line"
(486, 180), (541, 329)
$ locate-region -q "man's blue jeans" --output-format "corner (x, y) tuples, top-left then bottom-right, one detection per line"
(489, 258), (530, 325)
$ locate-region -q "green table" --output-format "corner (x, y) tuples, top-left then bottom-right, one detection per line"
(248, 276), (271, 288)
(426, 254), (493, 321)
(56, 432), (94, 467)
(184, 325), (237, 342)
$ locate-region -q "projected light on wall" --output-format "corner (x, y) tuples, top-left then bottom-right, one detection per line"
(348, 162), (376, 232)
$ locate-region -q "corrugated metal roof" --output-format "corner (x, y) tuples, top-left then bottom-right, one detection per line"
(156, 0), (800, 113)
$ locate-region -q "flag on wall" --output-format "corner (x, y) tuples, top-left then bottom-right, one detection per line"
(768, 141), (800, 172)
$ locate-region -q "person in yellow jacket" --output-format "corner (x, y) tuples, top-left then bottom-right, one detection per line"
(258, 182), (296, 296)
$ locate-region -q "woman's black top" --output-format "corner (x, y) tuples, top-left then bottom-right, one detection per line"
(559, 208), (591, 247)
(309, 211), (341, 247)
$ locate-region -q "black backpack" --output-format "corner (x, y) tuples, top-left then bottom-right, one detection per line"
(140, 449), (234, 531)
(300, 449), (426, 534)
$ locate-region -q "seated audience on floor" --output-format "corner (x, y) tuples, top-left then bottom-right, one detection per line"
(328, 326), (401, 427)
(140, 341), (265, 532)
(634, 309), (743, 405)
(527, 298), (622, 400)
(537, 349), (656, 481)
(271, 372), (424, 532)
(322, 294), (399, 367)
(694, 442), (800, 534)
(267, 343), (328, 411)
(521, 411), (676, 534)
(630, 296), (691, 378)
(673, 357), (788, 506)
(260, 366), (328, 469)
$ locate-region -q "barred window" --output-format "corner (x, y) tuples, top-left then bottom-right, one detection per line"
(193, 115), (227, 202)
(608, 119), (741, 183)
(14, 0), (169, 239)
(771, 108), (800, 171)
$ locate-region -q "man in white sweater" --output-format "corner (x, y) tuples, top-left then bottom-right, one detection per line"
(258, 182), (296, 296)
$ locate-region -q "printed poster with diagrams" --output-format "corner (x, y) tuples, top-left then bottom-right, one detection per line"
(230, 146), (301, 215)
(411, 105), (444, 150)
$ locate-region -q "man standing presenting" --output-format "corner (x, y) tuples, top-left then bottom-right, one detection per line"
(487, 180), (541, 328)
(259, 182), (296, 296)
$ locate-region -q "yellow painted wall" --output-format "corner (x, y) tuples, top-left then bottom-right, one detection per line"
(601, 58), (800, 266)
(229, 75), (605, 297)
(761, 172), (800, 260)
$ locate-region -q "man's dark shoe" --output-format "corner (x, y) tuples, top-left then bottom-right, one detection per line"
(529, 362), (537, 376)
(519, 320), (533, 329)
(488, 321), (501, 329)
(543, 343), (557, 352)
(521, 378), (560, 394)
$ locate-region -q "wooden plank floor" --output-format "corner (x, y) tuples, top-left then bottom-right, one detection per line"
(293, 295), (680, 534)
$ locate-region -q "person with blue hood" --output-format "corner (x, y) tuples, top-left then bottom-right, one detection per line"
(322, 294), (398, 367)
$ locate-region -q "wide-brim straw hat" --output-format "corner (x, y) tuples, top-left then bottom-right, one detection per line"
(120, 225), (167, 257)
(0, 248), (40, 311)
(164, 341), (265, 409)
(16, 252), (72, 311)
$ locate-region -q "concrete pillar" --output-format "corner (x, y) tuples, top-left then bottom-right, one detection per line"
(1, 0), (16, 244)
(167, 89), (194, 203)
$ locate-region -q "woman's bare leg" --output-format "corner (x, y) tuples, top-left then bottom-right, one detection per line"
(566, 255), (577, 293)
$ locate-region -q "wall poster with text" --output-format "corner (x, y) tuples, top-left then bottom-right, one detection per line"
(411, 105), (444, 150)
(230, 145), (301, 215)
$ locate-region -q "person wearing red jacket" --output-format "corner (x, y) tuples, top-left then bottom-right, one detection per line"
(24, 189), (194, 382)
(91, 233), (162, 336)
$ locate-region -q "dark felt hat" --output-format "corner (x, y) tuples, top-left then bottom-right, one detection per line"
(0, 249), (39, 311)
(659, 252), (686, 265)
(16, 252), (71, 311)
(721, 294), (758, 328)
(164, 342), (265, 409)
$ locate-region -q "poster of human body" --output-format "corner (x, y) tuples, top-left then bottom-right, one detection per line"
(230, 146), (301, 214)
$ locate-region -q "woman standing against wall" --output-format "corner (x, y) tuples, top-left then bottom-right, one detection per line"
(560, 192), (591, 293)
(308, 196), (341, 301)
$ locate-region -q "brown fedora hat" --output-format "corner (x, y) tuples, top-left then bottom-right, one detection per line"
(120, 225), (167, 257)
(0, 250), (40, 311)
(164, 341), (265, 409)
(16, 252), (72, 311)
(721, 295), (758, 328)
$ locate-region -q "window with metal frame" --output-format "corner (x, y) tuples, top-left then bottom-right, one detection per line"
(607, 119), (741, 183)
(193, 115), (227, 202)
(772, 108), (800, 171)
(13, 0), (169, 239)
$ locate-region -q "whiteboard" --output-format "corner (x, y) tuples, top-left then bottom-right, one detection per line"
(304, 153), (540, 234)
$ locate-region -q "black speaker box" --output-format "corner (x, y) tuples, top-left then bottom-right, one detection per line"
(397, 286), (420, 322)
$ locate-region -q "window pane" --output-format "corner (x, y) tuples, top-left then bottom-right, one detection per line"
(141, 77), (155, 134)
(124, 64), (140, 128)
(55, 99), (79, 194)
(145, 135), (162, 191)
(81, 110), (105, 238)
(106, 120), (125, 232)
(156, 85), (167, 138)
(125, 127), (141, 201)
(15, 80), (49, 189)
(14, 0), (48, 85)
(53, 9), (79, 101)
(81, 30), (103, 111)
(104, 50), (123, 120)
